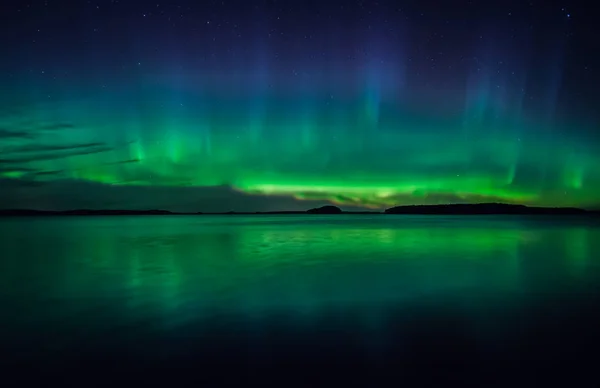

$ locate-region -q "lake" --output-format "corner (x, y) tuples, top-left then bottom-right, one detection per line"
(1, 215), (600, 385)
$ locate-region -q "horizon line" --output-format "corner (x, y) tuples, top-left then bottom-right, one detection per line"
(0, 203), (597, 216)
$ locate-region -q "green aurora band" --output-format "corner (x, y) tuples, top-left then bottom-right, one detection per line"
(0, 84), (598, 210)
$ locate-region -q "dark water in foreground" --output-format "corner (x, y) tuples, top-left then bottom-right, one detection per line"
(1, 215), (600, 385)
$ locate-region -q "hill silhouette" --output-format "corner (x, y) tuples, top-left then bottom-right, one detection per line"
(306, 205), (343, 214)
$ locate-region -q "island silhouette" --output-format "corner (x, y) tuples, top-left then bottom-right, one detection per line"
(0, 203), (597, 216)
(307, 205), (344, 214)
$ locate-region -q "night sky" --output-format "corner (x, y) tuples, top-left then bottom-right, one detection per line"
(0, 0), (598, 211)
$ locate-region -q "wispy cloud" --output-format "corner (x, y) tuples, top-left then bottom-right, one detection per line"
(30, 170), (66, 176)
(7, 142), (105, 153)
(0, 129), (34, 139)
(101, 158), (140, 166)
(0, 146), (114, 164)
(36, 123), (76, 131)
(0, 167), (37, 173)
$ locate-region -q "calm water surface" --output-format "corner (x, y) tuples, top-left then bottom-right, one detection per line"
(1, 215), (600, 384)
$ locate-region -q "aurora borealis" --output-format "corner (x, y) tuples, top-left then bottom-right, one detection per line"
(1, 1), (598, 211)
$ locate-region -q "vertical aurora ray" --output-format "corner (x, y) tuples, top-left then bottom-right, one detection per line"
(247, 14), (270, 149)
(363, 62), (382, 131)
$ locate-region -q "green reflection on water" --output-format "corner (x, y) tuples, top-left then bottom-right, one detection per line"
(0, 216), (599, 329)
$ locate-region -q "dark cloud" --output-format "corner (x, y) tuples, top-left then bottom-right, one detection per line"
(30, 170), (65, 176)
(36, 123), (75, 131)
(37, 159), (139, 175)
(0, 178), (333, 212)
(0, 146), (113, 164)
(0, 160), (140, 182)
(0, 178), (47, 189)
(0, 167), (37, 173)
(0, 129), (34, 139)
(6, 142), (105, 154)
(101, 159), (140, 166)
